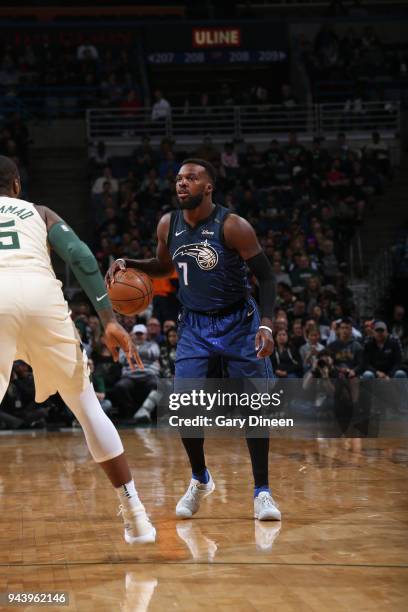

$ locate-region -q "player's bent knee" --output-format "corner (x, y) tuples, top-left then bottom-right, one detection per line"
(60, 383), (124, 463)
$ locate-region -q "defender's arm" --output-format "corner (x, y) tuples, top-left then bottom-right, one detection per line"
(36, 205), (142, 368)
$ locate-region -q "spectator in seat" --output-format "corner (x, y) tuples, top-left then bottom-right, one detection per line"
(147, 317), (164, 345)
(90, 141), (111, 175)
(361, 318), (375, 345)
(271, 330), (303, 378)
(320, 239), (339, 283)
(151, 89), (171, 122)
(194, 136), (220, 164)
(92, 166), (118, 195)
(120, 90), (142, 115)
(300, 325), (325, 372)
(160, 327), (178, 378)
(273, 262), (292, 287)
(360, 322), (407, 380)
(291, 318), (307, 350)
(328, 318), (363, 378)
(110, 324), (160, 420)
(221, 142), (239, 178)
(77, 37), (99, 61)
(163, 319), (177, 334)
(285, 131), (304, 160)
(290, 254), (316, 290)
(365, 132), (391, 178)
(388, 305), (408, 347)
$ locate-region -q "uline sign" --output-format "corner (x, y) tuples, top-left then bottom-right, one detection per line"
(192, 28), (241, 48)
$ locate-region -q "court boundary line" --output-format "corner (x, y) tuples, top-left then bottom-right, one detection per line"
(1, 561), (408, 569)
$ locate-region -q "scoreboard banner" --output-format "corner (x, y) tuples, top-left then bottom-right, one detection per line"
(144, 21), (289, 64)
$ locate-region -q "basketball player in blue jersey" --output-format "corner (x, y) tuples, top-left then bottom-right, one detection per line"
(107, 159), (281, 521)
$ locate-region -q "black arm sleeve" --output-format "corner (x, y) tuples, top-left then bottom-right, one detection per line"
(246, 251), (276, 320)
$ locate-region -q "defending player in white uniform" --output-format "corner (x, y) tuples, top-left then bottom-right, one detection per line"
(0, 155), (156, 544)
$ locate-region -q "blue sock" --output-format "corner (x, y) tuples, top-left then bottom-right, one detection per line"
(192, 468), (209, 484)
(254, 485), (270, 498)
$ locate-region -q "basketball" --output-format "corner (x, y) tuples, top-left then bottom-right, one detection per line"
(107, 268), (153, 315)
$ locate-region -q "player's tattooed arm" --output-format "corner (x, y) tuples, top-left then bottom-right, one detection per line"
(224, 214), (275, 358)
(105, 213), (175, 285)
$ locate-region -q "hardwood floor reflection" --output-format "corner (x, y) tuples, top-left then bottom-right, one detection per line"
(0, 432), (407, 611)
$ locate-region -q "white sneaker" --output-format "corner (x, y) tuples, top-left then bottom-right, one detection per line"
(118, 502), (156, 544)
(254, 491), (281, 521)
(176, 471), (215, 518)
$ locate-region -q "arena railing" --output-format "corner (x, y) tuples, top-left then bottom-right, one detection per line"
(86, 101), (400, 145)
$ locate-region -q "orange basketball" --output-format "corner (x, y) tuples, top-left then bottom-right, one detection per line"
(107, 268), (153, 315)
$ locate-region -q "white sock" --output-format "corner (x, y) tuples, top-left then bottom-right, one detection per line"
(116, 480), (142, 508)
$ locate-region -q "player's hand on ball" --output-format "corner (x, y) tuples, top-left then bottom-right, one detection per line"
(255, 328), (274, 359)
(104, 320), (144, 370)
(105, 258), (126, 286)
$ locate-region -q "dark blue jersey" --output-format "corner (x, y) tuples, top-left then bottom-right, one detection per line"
(168, 204), (249, 311)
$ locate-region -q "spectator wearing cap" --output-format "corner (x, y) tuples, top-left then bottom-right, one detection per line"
(360, 322), (407, 379)
(109, 324), (160, 419)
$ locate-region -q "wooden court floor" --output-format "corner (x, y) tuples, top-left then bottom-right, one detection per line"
(0, 431), (407, 611)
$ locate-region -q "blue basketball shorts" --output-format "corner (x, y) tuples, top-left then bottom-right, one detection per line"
(175, 298), (273, 379)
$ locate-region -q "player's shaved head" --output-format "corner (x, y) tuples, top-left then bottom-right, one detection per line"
(0, 155), (20, 192)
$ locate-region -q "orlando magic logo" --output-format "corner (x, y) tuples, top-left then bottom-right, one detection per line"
(173, 240), (218, 271)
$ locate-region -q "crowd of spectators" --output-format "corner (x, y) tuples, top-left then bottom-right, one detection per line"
(0, 34), (298, 119)
(0, 37), (143, 117)
(0, 125), (404, 430)
(71, 129), (404, 425)
(298, 23), (407, 104)
(0, 112), (30, 196)
(90, 129), (391, 284)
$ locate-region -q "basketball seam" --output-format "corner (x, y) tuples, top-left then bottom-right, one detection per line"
(110, 281), (145, 292)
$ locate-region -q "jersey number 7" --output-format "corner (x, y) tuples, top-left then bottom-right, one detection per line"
(177, 262), (189, 285)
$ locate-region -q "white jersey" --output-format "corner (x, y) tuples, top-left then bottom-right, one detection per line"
(0, 196), (89, 403)
(0, 196), (54, 276)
